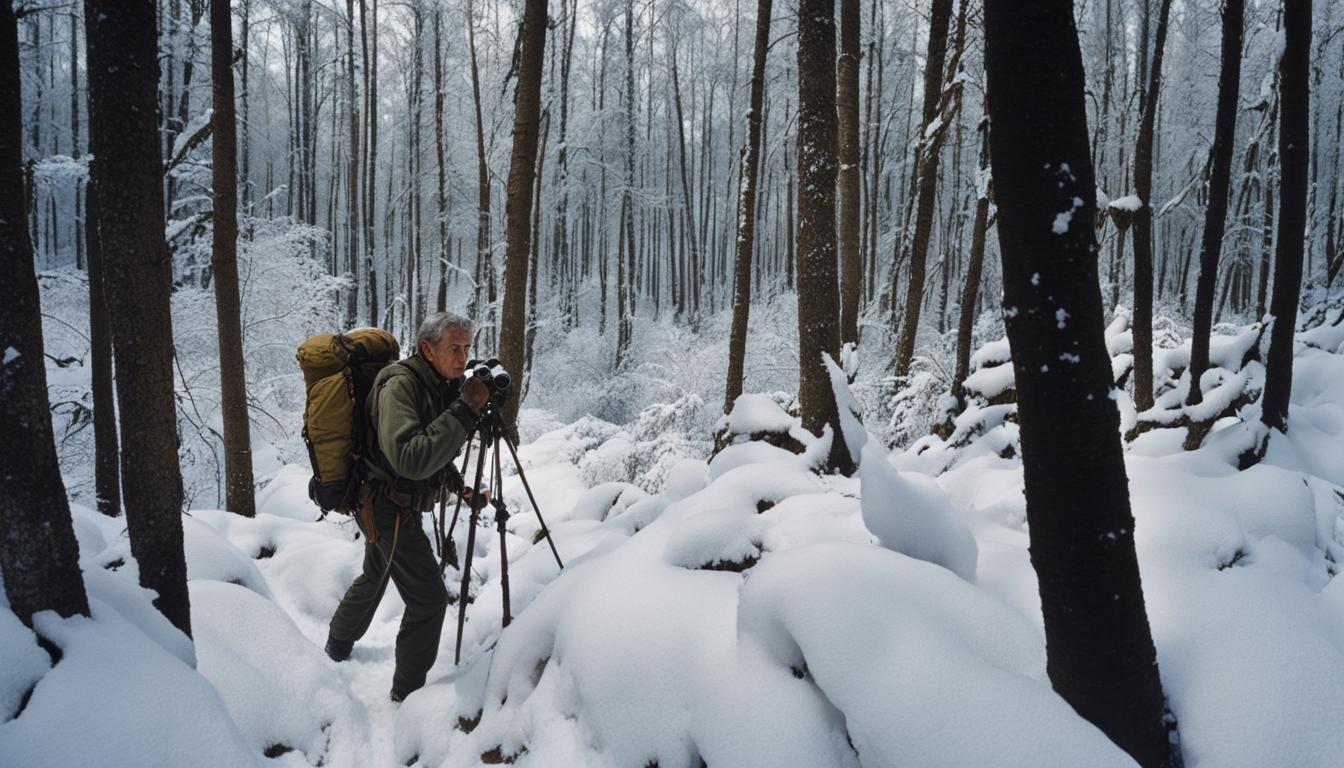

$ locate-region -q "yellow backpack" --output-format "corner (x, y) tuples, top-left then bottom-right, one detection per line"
(296, 328), (399, 513)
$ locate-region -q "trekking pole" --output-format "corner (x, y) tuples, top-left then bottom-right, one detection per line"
(454, 410), (493, 665)
(500, 430), (564, 569)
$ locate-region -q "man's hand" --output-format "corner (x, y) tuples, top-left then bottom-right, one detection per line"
(461, 376), (489, 414)
(461, 485), (492, 510)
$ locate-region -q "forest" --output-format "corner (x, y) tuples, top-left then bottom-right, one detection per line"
(3, 0), (1344, 766)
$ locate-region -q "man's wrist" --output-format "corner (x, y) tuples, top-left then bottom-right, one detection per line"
(446, 398), (479, 433)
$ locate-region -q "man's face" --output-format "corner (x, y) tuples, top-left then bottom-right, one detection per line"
(420, 327), (471, 381)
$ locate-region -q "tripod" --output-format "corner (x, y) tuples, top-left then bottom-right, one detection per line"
(442, 399), (564, 665)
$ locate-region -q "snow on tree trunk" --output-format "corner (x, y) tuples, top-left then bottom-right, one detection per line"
(982, 2), (1174, 765)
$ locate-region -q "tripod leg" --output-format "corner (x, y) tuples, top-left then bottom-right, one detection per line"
(454, 426), (492, 665)
(493, 442), (512, 627)
(496, 503), (511, 628)
(439, 431), (475, 574)
(501, 432), (564, 569)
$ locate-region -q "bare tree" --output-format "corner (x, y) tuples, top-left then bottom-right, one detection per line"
(498, 0), (550, 441)
(837, 0), (861, 346)
(86, 0), (192, 637)
(1186, 0), (1244, 411)
(210, 0), (255, 517)
(796, 0), (854, 474)
(724, 0), (773, 413)
(1130, 0), (1173, 412)
(0, 0), (89, 627)
(893, 0), (954, 377)
(1257, 0), (1312, 440)
(983, 3), (1174, 765)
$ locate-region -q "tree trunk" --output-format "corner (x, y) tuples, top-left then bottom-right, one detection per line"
(86, 158), (120, 518)
(1129, 0), (1173, 412)
(724, 0), (773, 414)
(1258, 0), (1311, 437)
(345, 0), (360, 327)
(893, 0), (954, 377)
(467, 0), (490, 341)
(497, 0), (549, 443)
(361, 0), (379, 326)
(1193, 0), (1241, 408)
(1186, 0), (1244, 408)
(837, 0), (861, 346)
(950, 115), (991, 407)
(0, 0), (90, 627)
(526, 109), (550, 388)
(670, 50), (699, 328)
(796, 0), (854, 475)
(81, 18), (121, 519)
(433, 7), (448, 313)
(983, 4), (1173, 766)
(210, 0), (255, 517)
(86, 0), (192, 637)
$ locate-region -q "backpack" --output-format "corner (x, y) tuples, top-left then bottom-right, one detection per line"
(296, 328), (400, 514)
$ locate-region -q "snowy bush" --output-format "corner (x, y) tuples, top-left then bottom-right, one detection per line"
(41, 217), (343, 510)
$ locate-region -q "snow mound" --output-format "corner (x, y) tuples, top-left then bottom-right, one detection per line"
(860, 440), (978, 581)
(0, 589), (256, 767)
(735, 543), (1137, 767)
(182, 513), (273, 598)
(727, 392), (798, 435)
(191, 580), (368, 765)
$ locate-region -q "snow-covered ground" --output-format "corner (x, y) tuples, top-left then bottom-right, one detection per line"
(8, 267), (1344, 766)
(6, 326), (1344, 767)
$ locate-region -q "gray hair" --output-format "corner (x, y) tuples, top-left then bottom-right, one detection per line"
(416, 311), (473, 347)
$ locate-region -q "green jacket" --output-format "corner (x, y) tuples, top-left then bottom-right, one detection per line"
(365, 353), (470, 495)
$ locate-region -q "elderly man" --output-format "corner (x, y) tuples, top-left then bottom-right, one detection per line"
(325, 311), (488, 702)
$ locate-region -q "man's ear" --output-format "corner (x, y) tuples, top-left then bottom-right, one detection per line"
(417, 338), (431, 358)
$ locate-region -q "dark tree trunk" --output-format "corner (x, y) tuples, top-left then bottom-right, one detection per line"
(1187, 0), (1244, 409)
(837, 0), (861, 346)
(86, 0), (192, 638)
(467, 0), (490, 341)
(497, 0), (549, 443)
(950, 115), (991, 407)
(724, 0), (772, 413)
(0, 0), (90, 627)
(1258, 0), (1311, 436)
(83, 19), (121, 518)
(85, 162), (120, 518)
(346, 0), (361, 326)
(796, 0), (854, 475)
(1130, 0), (1173, 412)
(983, 2), (1173, 765)
(893, 0), (954, 376)
(210, 0), (255, 517)
(671, 51), (699, 327)
(361, 0), (379, 327)
(526, 109), (550, 388)
(433, 6), (448, 313)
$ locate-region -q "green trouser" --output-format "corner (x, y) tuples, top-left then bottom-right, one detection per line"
(328, 501), (449, 696)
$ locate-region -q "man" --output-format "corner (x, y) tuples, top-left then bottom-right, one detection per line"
(325, 311), (488, 702)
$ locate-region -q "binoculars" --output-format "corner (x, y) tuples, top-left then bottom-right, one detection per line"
(466, 358), (511, 397)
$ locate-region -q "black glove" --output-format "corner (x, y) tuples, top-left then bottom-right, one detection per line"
(447, 397), (479, 433)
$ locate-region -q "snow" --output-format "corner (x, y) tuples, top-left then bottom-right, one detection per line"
(726, 392), (797, 435)
(10, 298), (1344, 767)
(1109, 194), (1143, 212)
(859, 440), (978, 581)
(2, 346), (18, 365)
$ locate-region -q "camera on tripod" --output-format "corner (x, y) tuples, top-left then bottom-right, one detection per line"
(466, 358), (511, 406)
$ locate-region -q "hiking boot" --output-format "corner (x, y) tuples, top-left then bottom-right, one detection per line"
(389, 688), (407, 704)
(325, 637), (352, 663)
